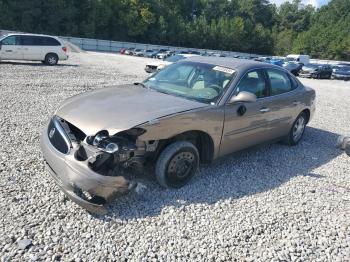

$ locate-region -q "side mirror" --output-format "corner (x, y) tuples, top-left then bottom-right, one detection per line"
(230, 91), (257, 104)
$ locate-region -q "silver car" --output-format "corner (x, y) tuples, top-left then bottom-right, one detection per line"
(41, 57), (316, 214)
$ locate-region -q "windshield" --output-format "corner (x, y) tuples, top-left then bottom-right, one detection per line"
(143, 61), (235, 104)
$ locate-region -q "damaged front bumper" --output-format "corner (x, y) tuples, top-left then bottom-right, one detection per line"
(40, 118), (134, 215)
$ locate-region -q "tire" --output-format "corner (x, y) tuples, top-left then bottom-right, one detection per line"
(155, 141), (199, 188)
(285, 112), (308, 146)
(45, 53), (58, 66)
(345, 143), (350, 157)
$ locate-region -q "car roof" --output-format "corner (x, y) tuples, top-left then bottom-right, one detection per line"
(185, 56), (282, 71)
(3, 33), (59, 39)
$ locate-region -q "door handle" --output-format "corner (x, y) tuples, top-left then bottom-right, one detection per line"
(293, 101), (301, 106)
(260, 107), (270, 113)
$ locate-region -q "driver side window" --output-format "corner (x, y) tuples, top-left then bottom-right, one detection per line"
(1, 36), (19, 45)
(235, 70), (267, 98)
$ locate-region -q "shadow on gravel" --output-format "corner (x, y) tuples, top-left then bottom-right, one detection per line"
(0, 61), (79, 67)
(104, 127), (341, 220)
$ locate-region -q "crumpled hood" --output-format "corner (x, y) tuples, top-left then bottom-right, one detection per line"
(56, 85), (206, 136)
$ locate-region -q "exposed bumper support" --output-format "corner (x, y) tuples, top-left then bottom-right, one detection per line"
(40, 124), (131, 214)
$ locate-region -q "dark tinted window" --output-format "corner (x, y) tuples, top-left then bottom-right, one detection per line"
(20, 36), (39, 46)
(1, 36), (19, 45)
(43, 37), (60, 46)
(19, 36), (60, 46)
(267, 69), (295, 96)
(235, 70), (268, 98)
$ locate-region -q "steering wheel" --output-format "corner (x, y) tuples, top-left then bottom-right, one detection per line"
(206, 84), (222, 94)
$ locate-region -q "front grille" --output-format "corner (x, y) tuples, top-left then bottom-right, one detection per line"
(48, 117), (71, 154)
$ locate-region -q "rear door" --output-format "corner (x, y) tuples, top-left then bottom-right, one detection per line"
(20, 36), (44, 60)
(0, 35), (22, 60)
(263, 68), (301, 136)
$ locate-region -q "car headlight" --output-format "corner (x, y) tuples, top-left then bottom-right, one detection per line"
(104, 143), (119, 153)
(87, 131), (119, 153)
(93, 132), (108, 146)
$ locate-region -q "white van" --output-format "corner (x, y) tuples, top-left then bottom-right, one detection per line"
(286, 54), (310, 65)
(0, 34), (68, 65)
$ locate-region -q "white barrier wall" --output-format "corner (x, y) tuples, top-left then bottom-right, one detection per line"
(1, 29), (348, 64)
(59, 36), (261, 58)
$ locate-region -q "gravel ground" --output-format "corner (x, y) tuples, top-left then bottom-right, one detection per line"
(0, 52), (349, 262)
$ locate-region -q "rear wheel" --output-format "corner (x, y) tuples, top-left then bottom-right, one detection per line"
(45, 53), (58, 66)
(286, 112), (307, 146)
(155, 141), (199, 188)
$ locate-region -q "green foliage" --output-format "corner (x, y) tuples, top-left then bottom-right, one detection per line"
(0, 0), (348, 60)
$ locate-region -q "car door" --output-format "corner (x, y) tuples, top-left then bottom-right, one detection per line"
(220, 69), (276, 156)
(324, 65), (332, 78)
(264, 68), (301, 137)
(20, 35), (43, 60)
(0, 35), (22, 60)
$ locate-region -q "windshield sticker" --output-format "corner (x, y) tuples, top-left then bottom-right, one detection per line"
(213, 66), (235, 75)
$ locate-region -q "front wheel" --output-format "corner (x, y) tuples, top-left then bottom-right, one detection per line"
(285, 112), (308, 146)
(155, 141), (199, 188)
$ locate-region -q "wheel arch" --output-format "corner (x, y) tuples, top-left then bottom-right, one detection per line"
(155, 130), (215, 164)
(300, 108), (311, 124)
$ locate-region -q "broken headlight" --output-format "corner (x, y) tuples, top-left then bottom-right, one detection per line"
(86, 130), (136, 154)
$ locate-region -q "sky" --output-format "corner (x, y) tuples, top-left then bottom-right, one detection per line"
(270, 0), (329, 7)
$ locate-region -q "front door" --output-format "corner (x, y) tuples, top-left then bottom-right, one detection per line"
(220, 69), (275, 156)
(0, 35), (22, 60)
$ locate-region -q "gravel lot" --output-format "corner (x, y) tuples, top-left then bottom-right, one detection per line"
(1, 52), (349, 262)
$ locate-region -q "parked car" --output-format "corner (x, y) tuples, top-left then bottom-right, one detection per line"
(124, 48), (135, 55)
(41, 57), (315, 214)
(260, 57), (272, 61)
(144, 54), (198, 73)
(299, 64), (332, 79)
(119, 48), (126, 54)
(0, 33), (68, 65)
(286, 54), (310, 66)
(283, 62), (303, 76)
(156, 49), (170, 59)
(143, 49), (158, 58)
(133, 49), (144, 56)
(331, 65), (350, 81)
(268, 59), (284, 67)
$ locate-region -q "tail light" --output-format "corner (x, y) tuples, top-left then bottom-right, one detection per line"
(62, 46), (67, 52)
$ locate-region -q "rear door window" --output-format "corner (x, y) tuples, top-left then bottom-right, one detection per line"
(20, 36), (39, 46)
(266, 69), (295, 96)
